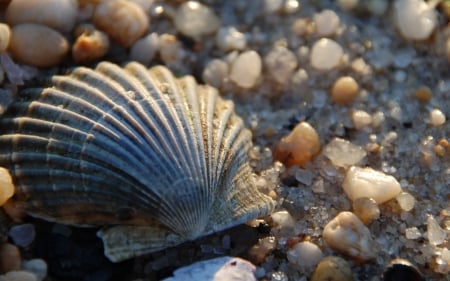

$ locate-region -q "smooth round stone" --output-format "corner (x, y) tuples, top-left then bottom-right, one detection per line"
(0, 167), (14, 206)
(314, 10), (340, 36)
(9, 23), (69, 67)
(0, 24), (11, 52)
(367, 0), (389, 16)
(130, 32), (159, 65)
(202, 59), (229, 88)
(158, 34), (181, 64)
(352, 110), (372, 129)
(287, 241), (323, 272)
(264, 46), (298, 84)
(274, 122), (321, 168)
(330, 76), (359, 105)
(21, 259), (47, 281)
(0, 243), (21, 272)
(8, 223), (36, 248)
(429, 109), (446, 126)
(5, 0), (78, 32)
(395, 192), (415, 211)
(72, 25), (110, 64)
(310, 38), (343, 70)
(323, 211), (378, 262)
(229, 50), (262, 89)
(174, 1), (221, 38)
(310, 256), (353, 281)
(93, 0), (149, 48)
(352, 197), (380, 224)
(342, 166), (402, 204)
(1, 271), (37, 281)
(216, 26), (246, 52)
(394, 0), (438, 40)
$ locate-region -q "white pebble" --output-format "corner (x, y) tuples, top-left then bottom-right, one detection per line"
(323, 211), (378, 262)
(163, 256), (256, 281)
(429, 109), (446, 126)
(229, 50), (262, 89)
(0, 24), (11, 52)
(202, 59), (229, 88)
(5, 0), (78, 32)
(405, 227), (421, 239)
(264, 46), (298, 84)
(314, 10), (340, 37)
(174, 1), (221, 38)
(1, 271), (37, 281)
(352, 110), (372, 129)
(427, 215), (447, 246)
(9, 23), (69, 67)
(216, 26), (247, 52)
(323, 138), (366, 168)
(0, 167), (14, 206)
(8, 224), (36, 248)
(270, 210), (295, 233)
(287, 242), (323, 272)
(21, 259), (47, 281)
(93, 0), (149, 48)
(394, 0), (439, 40)
(396, 192), (415, 211)
(310, 38), (343, 71)
(343, 166), (402, 204)
(130, 32), (159, 65)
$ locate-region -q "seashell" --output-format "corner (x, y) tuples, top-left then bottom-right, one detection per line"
(0, 61), (275, 262)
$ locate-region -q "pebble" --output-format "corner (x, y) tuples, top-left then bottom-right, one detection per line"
(0, 243), (21, 273)
(323, 211), (378, 262)
(274, 122), (321, 168)
(314, 10), (340, 37)
(0, 24), (11, 53)
(405, 227), (421, 240)
(330, 76), (359, 105)
(163, 256), (256, 281)
(158, 34), (181, 64)
(130, 32), (159, 65)
(310, 256), (353, 281)
(287, 241), (323, 272)
(202, 59), (229, 88)
(394, 0), (438, 40)
(429, 109), (446, 126)
(0, 271), (37, 281)
(93, 0), (149, 48)
(323, 138), (366, 169)
(4, 0), (78, 33)
(270, 210), (295, 234)
(382, 259), (424, 281)
(426, 215), (447, 246)
(21, 259), (47, 281)
(216, 27), (247, 52)
(310, 38), (343, 71)
(229, 50), (262, 89)
(0, 167), (14, 206)
(352, 110), (372, 129)
(72, 24), (109, 64)
(352, 197), (380, 224)
(174, 1), (221, 39)
(413, 86), (433, 102)
(342, 166), (402, 204)
(9, 23), (69, 67)
(8, 224), (35, 248)
(338, 0), (359, 11)
(367, 0), (389, 16)
(248, 236), (277, 263)
(395, 192), (415, 211)
(264, 46), (298, 84)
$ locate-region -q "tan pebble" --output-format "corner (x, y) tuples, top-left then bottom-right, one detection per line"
(158, 34), (180, 64)
(72, 24), (109, 63)
(0, 24), (11, 53)
(0, 167), (14, 207)
(323, 211), (378, 262)
(5, 0), (78, 33)
(351, 110), (372, 129)
(330, 76), (359, 105)
(93, 0), (149, 48)
(9, 24), (69, 67)
(352, 197), (380, 224)
(395, 191), (415, 211)
(274, 122), (321, 168)
(413, 86), (432, 102)
(2, 271), (37, 281)
(434, 144), (446, 157)
(310, 256), (353, 281)
(0, 243), (21, 273)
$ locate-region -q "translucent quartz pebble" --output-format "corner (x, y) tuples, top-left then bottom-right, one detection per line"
(310, 38), (343, 70)
(287, 241), (323, 272)
(342, 166), (402, 204)
(310, 256), (354, 281)
(163, 256), (256, 281)
(352, 197), (380, 225)
(314, 10), (340, 36)
(323, 138), (366, 169)
(264, 46), (298, 84)
(174, 1), (221, 38)
(396, 192), (415, 211)
(394, 0), (438, 40)
(230, 50), (262, 89)
(323, 211), (378, 262)
(216, 26), (247, 52)
(427, 215), (447, 246)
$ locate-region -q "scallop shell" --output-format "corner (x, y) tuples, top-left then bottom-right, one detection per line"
(0, 62), (275, 262)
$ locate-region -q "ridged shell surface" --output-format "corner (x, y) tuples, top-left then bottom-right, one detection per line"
(0, 62), (275, 262)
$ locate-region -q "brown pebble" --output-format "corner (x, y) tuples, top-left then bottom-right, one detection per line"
(413, 86), (432, 102)
(274, 122), (321, 168)
(9, 23), (69, 67)
(330, 76), (359, 105)
(0, 243), (21, 273)
(93, 0), (149, 48)
(72, 24), (109, 63)
(434, 144), (445, 157)
(310, 256), (353, 281)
